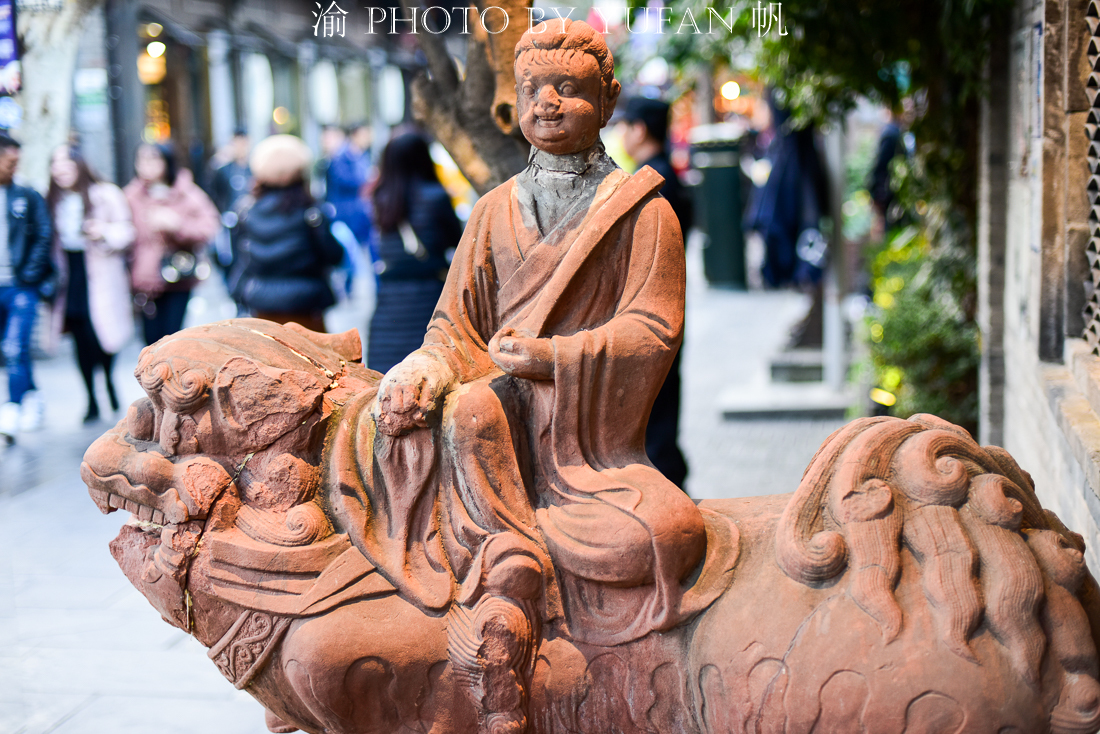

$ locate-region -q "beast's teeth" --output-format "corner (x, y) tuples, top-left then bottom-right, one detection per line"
(152, 510), (166, 525)
(137, 505), (153, 522)
(108, 493), (125, 509)
(123, 499), (140, 515)
(88, 488), (112, 514)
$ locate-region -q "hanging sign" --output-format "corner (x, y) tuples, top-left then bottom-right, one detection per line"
(0, 0), (19, 95)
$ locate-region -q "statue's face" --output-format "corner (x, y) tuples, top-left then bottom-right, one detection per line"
(516, 52), (605, 156)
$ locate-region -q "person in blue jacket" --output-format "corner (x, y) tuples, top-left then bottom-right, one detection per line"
(325, 122), (373, 251)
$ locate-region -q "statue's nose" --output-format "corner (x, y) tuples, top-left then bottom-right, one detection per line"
(127, 398), (156, 442)
(534, 86), (560, 113)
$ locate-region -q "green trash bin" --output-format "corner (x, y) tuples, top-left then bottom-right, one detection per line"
(690, 127), (744, 289)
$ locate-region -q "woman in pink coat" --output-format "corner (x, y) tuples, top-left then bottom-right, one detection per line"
(47, 146), (136, 422)
(124, 143), (220, 345)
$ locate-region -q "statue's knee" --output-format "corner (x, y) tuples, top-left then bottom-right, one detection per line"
(481, 538), (544, 602)
(445, 382), (507, 445)
(666, 501), (707, 580)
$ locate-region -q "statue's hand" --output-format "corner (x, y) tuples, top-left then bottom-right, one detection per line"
(374, 354), (455, 436)
(489, 329), (554, 380)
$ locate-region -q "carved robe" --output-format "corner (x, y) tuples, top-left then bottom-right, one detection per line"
(331, 147), (707, 646)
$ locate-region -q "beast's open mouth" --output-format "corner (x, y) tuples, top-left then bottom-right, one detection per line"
(124, 514), (166, 533)
(80, 461), (188, 528)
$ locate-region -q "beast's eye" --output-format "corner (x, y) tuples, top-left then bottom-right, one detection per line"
(559, 82), (577, 96)
(521, 82), (535, 97)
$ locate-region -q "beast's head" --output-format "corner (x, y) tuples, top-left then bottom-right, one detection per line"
(776, 414), (1100, 732)
(80, 319), (376, 632)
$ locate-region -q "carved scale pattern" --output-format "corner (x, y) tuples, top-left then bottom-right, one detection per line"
(1084, 0), (1100, 350)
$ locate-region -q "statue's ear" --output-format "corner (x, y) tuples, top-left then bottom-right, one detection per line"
(283, 322), (363, 363)
(603, 79), (622, 126)
(214, 356), (325, 448)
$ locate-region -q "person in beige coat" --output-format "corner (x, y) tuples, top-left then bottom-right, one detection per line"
(47, 146), (135, 422)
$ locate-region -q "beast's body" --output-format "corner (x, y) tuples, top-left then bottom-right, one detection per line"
(82, 320), (1100, 734)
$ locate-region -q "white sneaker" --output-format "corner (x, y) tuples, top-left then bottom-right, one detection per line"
(19, 390), (44, 432)
(0, 402), (19, 442)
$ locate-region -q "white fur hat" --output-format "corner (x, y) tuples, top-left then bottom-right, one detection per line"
(250, 134), (312, 187)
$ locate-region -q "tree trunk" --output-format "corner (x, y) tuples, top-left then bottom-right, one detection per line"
(15, 0), (101, 192)
(404, 0), (531, 195)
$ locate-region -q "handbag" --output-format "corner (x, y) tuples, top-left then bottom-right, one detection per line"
(160, 250), (198, 284)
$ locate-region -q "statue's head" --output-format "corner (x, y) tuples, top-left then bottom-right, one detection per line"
(514, 19), (621, 155)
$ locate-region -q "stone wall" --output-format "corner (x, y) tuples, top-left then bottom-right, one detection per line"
(987, 0), (1100, 556)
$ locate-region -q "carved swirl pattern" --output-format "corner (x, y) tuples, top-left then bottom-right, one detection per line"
(135, 354), (212, 414)
(208, 610), (291, 689)
(236, 502), (333, 546)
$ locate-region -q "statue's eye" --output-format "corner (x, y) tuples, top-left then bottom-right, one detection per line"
(560, 82), (577, 96)
(521, 83), (535, 97)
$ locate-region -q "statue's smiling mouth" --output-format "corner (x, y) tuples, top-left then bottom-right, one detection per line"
(535, 114), (563, 128)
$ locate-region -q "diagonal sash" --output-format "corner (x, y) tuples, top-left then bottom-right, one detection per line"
(508, 165), (665, 338)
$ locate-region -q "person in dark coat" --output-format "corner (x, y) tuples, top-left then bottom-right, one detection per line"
(367, 132), (462, 374)
(619, 96), (691, 490)
(207, 129), (251, 283)
(230, 135), (344, 334)
(744, 93), (830, 289)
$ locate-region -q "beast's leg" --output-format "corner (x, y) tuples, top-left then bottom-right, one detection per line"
(448, 594), (537, 734)
(264, 709), (298, 733)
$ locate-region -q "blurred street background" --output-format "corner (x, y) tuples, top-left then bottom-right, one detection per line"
(0, 0), (1020, 729)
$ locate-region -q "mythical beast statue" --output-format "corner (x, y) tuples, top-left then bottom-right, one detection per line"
(82, 19), (1100, 734)
(81, 317), (1100, 734)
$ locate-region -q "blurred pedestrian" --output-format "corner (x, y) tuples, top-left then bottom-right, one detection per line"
(46, 145), (135, 423)
(229, 135), (343, 333)
(619, 97), (691, 489)
(209, 129), (252, 214)
(208, 128), (251, 276)
(0, 134), (53, 442)
(620, 97), (694, 231)
(326, 122), (373, 250)
(313, 124), (345, 201)
(744, 93), (829, 290)
(124, 143), (220, 345)
(367, 131), (460, 374)
(867, 106), (913, 240)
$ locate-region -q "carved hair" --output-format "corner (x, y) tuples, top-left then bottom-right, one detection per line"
(775, 414), (1097, 700)
(514, 19), (615, 90)
(134, 352), (212, 415)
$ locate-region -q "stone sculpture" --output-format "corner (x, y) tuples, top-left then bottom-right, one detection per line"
(82, 20), (1100, 734)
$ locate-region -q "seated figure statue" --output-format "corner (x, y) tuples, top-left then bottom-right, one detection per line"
(349, 18), (706, 732)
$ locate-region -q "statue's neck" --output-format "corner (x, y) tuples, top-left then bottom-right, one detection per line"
(528, 141), (607, 177)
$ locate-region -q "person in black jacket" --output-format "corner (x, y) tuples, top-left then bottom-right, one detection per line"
(0, 133), (53, 441)
(619, 97), (692, 490)
(367, 132), (462, 373)
(230, 135), (343, 334)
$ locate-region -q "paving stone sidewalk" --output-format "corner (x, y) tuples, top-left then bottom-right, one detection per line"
(0, 247), (846, 733)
